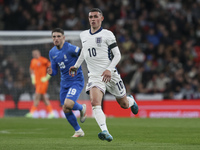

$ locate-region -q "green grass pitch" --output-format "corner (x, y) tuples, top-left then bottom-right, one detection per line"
(0, 117), (200, 150)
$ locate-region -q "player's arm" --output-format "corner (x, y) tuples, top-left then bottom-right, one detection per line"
(102, 45), (121, 83)
(107, 44), (121, 71)
(41, 73), (51, 82)
(30, 68), (35, 85)
(71, 45), (81, 57)
(29, 60), (36, 85)
(47, 66), (53, 75)
(41, 59), (51, 82)
(48, 53), (58, 76)
(69, 48), (84, 77)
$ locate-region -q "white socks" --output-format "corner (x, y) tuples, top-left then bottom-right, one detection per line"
(92, 98), (134, 132)
(92, 106), (108, 132)
(76, 128), (83, 132)
(127, 96), (134, 108)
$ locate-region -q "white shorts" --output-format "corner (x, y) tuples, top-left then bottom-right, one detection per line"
(86, 70), (126, 99)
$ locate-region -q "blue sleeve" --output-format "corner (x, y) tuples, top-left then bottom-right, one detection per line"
(49, 51), (58, 76)
(69, 43), (80, 57)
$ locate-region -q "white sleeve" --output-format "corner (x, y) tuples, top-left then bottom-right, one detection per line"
(74, 49), (84, 68)
(106, 46), (121, 71)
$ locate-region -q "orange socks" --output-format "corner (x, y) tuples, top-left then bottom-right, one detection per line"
(30, 105), (37, 114)
(46, 105), (53, 113)
(30, 105), (53, 114)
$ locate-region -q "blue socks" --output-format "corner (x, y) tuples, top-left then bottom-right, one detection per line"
(65, 112), (80, 131)
(64, 102), (83, 131)
(72, 102), (83, 111)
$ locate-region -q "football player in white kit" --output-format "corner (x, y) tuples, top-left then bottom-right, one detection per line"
(69, 8), (138, 142)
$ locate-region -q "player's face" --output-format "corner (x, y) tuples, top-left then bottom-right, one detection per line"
(52, 32), (65, 47)
(32, 50), (40, 59)
(88, 11), (104, 30)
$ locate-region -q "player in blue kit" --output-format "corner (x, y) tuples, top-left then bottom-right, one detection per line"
(47, 28), (86, 137)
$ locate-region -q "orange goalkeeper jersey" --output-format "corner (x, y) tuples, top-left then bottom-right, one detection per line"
(30, 56), (51, 84)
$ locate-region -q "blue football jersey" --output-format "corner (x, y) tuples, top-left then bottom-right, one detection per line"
(49, 42), (84, 87)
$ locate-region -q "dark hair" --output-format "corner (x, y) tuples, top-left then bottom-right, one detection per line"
(52, 28), (64, 35)
(89, 8), (103, 15)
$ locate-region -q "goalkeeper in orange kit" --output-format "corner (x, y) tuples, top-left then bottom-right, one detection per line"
(25, 49), (55, 118)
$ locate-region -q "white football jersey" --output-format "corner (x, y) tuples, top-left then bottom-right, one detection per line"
(80, 28), (116, 76)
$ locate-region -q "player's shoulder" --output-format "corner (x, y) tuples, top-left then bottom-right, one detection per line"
(102, 29), (114, 36)
(102, 29), (113, 33)
(80, 29), (114, 37)
(80, 29), (90, 37)
(49, 46), (56, 53)
(49, 46), (59, 56)
(41, 56), (48, 60)
(31, 58), (36, 63)
(64, 41), (73, 47)
(64, 41), (78, 50)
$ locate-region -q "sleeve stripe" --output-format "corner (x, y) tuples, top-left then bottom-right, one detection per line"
(75, 46), (79, 53)
(78, 48), (81, 56)
(108, 42), (117, 49)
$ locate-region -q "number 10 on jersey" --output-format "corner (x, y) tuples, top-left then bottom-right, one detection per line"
(88, 48), (96, 57)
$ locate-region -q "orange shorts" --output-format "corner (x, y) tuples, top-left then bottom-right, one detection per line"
(35, 82), (49, 94)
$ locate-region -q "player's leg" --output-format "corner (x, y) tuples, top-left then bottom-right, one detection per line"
(108, 72), (138, 114)
(42, 94), (55, 118)
(90, 87), (113, 142)
(61, 85), (85, 137)
(72, 101), (87, 123)
(63, 103), (85, 137)
(25, 86), (41, 118)
(116, 95), (138, 115)
(64, 82), (86, 123)
(128, 95), (139, 115)
(90, 87), (106, 130)
(63, 99), (85, 137)
(41, 82), (55, 118)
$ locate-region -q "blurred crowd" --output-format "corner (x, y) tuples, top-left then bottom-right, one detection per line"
(0, 46), (34, 107)
(1, 0), (200, 100)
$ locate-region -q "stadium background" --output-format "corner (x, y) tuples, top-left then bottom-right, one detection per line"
(0, 0), (200, 118)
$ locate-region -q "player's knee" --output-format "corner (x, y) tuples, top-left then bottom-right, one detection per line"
(63, 107), (71, 113)
(91, 100), (101, 106)
(120, 102), (129, 109)
(90, 97), (101, 106)
(62, 102), (73, 113)
(64, 99), (74, 109)
(63, 104), (72, 112)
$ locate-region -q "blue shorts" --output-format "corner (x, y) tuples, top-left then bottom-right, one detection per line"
(60, 81), (84, 105)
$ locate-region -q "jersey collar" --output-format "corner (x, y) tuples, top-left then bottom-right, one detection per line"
(89, 27), (103, 35)
(56, 42), (67, 50)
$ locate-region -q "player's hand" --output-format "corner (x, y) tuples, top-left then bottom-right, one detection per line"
(31, 74), (35, 85)
(41, 74), (51, 82)
(69, 66), (78, 77)
(47, 66), (53, 75)
(101, 70), (111, 83)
